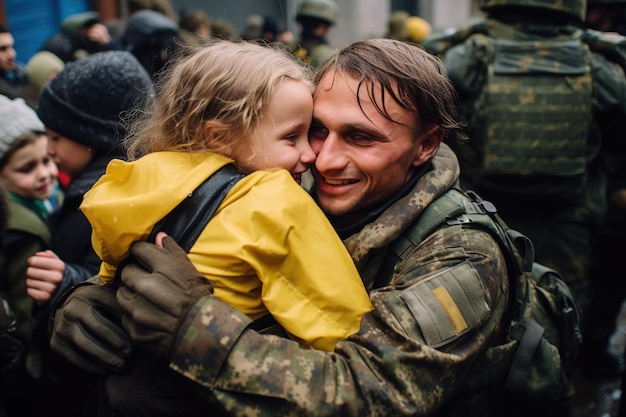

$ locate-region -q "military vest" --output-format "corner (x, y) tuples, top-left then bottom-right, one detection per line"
(468, 35), (593, 195)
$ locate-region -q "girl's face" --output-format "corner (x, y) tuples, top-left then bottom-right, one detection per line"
(46, 128), (93, 178)
(235, 79), (315, 185)
(0, 134), (58, 200)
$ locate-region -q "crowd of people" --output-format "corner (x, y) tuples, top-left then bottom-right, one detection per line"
(1, 0), (626, 416)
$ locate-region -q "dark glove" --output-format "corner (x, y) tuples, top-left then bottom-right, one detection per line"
(117, 236), (213, 362)
(49, 282), (134, 374)
(0, 298), (24, 372)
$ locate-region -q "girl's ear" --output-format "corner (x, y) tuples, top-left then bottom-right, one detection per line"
(204, 119), (237, 160)
(203, 120), (218, 146)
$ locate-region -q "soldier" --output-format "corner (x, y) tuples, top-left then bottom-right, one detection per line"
(586, 0), (626, 34)
(51, 38), (571, 416)
(292, 0), (338, 69)
(439, 0), (626, 375)
(386, 11), (432, 45)
(583, 0), (626, 377)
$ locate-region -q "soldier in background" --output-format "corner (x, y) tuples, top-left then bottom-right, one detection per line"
(438, 0), (626, 376)
(586, 0), (626, 34)
(582, 0), (626, 377)
(386, 10), (432, 45)
(292, 0), (338, 69)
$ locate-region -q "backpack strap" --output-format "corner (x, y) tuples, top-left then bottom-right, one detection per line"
(112, 163), (244, 286)
(137, 163), (282, 333)
(148, 164), (244, 251)
(375, 188), (532, 289)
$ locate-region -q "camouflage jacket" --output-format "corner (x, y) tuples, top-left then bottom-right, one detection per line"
(169, 143), (513, 416)
(441, 18), (626, 204)
(292, 33), (336, 69)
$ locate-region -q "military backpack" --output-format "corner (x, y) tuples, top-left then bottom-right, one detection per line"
(384, 187), (582, 409)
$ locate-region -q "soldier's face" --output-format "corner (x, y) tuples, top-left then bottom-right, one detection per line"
(310, 68), (438, 217)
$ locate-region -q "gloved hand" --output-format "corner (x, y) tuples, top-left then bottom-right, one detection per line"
(50, 281), (134, 374)
(117, 235), (213, 362)
(0, 298), (23, 372)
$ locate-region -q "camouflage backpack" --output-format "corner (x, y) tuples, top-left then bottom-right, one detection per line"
(386, 187), (582, 409)
(466, 34), (593, 194)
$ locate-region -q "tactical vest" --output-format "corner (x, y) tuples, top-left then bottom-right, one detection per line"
(468, 35), (593, 194)
(380, 188), (581, 411)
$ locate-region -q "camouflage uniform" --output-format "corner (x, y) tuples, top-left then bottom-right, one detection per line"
(439, 9), (626, 317)
(292, 0), (338, 69)
(167, 143), (526, 416)
(292, 34), (336, 69)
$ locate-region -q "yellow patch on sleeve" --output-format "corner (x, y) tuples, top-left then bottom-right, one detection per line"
(432, 286), (468, 333)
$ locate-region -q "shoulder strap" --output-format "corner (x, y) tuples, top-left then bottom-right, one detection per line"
(139, 164), (281, 333)
(111, 163), (244, 288)
(376, 188), (533, 288)
(148, 164), (244, 251)
(583, 28), (626, 72)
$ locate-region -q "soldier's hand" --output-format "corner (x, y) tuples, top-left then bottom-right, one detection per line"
(117, 233), (213, 362)
(50, 281), (133, 374)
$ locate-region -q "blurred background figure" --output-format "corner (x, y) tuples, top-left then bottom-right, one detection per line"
(386, 11), (432, 44)
(292, 0), (338, 68)
(0, 94), (58, 417)
(586, 0), (626, 34)
(0, 181), (27, 417)
(39, 12), (122, 63)
(240, 13), (264, 41)
(105, 0), (178, 42)
(210, 17), (238, 40)
(240, 14), (288, 46)
(0, 25), (32, 106)
(386, 10), (410, 39)
(25, 51), (64, 100)
(121, 9), (179, 80)
(178, 8), (212, 46)
(27, 50), (153, 417)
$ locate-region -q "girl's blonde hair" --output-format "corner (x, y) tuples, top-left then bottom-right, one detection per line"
(124, 39), (313, 160)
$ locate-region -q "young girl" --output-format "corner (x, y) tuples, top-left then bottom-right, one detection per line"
(0, 94), (58, 415)
(81, 40), (373, 351)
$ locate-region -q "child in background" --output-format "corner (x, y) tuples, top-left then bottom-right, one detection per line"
(25, 50), (153, 417)
(0, 94), (58, 416)
(81, 40), (373, 351)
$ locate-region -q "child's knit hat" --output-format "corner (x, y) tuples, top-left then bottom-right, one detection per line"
(0, 94), (45, 160)
(36, 51), (152, 154)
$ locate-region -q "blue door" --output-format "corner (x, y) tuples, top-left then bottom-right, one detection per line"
(5, 0), (91, 64)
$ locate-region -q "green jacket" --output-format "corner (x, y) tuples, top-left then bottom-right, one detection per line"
(168, 144), (516, 416)
(0, 198), (51, 377)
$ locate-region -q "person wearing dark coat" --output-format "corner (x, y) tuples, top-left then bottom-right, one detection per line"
(26, 50), (153, 417)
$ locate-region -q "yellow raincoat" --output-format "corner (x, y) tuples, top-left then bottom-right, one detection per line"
(81, 151), (373, 351)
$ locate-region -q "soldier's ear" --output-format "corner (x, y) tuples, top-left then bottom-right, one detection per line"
(412, 125), (443, 167)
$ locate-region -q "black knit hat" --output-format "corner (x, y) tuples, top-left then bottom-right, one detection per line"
(36, 51), (152, 153)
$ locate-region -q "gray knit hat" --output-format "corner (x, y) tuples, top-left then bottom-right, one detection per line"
(36, 51), (152, 153)
(0, 94), (45, 160)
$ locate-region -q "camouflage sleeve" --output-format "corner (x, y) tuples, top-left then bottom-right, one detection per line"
(590, 51), (626, 155)
(169, 226), (509, 416)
